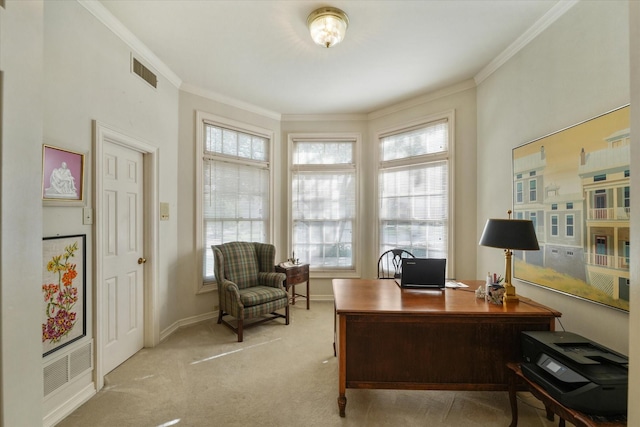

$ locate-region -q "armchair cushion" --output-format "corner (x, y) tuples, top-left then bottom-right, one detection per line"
(239, 286), (286, 308)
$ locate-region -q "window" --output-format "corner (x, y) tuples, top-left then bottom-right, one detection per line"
(551, 204), (557, 210)
(529, 171), (536, 177)
(530, 212), (537, 231)
(378, 115), (452, 261)
(529, 180), (537, 202)
(624, 241), (630, 265)
(566, 214), (574, 237)
(290, 135), (358, 271)
(624, 186), (630, 208)
(515, 182), (523, 203)
(551, 215), (558, 236)
(594, 174), (606, 182)
(196, 112), (272, 290)
(566, 202), (573, 210)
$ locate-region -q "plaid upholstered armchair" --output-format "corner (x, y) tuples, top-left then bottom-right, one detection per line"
(212, 241), (289, 342)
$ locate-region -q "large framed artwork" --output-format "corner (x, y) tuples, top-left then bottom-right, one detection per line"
(42, 234), (86, 356)
(512, 106), (630, 312)
(42, 145), (85, 206)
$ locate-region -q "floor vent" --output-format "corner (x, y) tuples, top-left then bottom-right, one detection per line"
(44, 341), (93, 397)
(132, 56), (158, 88)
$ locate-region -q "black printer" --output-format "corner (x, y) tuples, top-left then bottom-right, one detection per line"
(520, 331), (628, 416)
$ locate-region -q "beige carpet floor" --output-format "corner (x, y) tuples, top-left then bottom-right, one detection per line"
(57, 301), (560, 427)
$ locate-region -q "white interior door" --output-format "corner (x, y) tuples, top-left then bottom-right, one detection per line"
(101, 140), (145, 374)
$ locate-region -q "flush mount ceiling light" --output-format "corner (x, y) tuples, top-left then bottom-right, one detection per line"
(307, 6), (349, 48)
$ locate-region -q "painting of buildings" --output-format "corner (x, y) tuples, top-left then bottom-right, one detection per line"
(512, 106), (630, 311)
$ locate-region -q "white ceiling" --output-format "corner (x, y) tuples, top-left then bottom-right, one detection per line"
(96, 0), (563, 116)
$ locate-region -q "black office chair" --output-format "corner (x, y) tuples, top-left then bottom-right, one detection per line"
(377, 249), (415, 279)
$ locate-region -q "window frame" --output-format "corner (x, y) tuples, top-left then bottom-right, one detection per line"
(195, 111), (275, 293)
(566, 213), (574, 237)
(374, 110), (455, 276)
(286, 132), (361, 278)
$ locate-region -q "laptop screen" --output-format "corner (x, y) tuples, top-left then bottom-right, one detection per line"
(399, 258), (446, 288)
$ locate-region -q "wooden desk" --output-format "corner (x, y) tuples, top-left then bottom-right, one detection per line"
(276, 264), (310, 309)
(507, 362), (626, 427)
(333, 279), (561, 417)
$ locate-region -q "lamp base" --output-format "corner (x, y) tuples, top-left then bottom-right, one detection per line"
(502, 282), (519, 304)
(502, 294), (519, 304)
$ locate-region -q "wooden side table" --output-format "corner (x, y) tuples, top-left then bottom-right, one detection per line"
(275, 263), (310, 309)
(506, 362), (626, 427)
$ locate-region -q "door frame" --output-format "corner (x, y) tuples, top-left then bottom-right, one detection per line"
(93, 120), (160, 390)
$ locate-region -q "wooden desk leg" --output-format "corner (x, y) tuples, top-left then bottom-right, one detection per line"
(338, 395), (347, 418)
(291, 283), (296, 305)
(338, 315), (347, 417)
(508, 370), (518, 427)
(306, 279), (310, 309)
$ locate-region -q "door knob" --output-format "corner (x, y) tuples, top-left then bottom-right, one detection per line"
(138, 257), (147, 264)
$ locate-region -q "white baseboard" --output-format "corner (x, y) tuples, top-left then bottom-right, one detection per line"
(160, 311), (217, 342)
(44, 383), (96, 427)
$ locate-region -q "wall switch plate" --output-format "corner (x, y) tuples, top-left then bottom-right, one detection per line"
(83, 207), (94, 225)
(160, 202), (170, 221)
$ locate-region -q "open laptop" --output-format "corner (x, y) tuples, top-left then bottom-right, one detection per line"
(395, 258), (446, 289)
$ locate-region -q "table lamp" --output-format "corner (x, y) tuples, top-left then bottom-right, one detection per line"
(478, 210), (539, 303)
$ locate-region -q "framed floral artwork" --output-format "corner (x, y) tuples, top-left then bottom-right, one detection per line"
(42, 234), (86, 357)
(42, 145), (85, 206)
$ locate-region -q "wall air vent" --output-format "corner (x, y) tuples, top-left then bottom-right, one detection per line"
(132, 56), (158, 89)
(43, 341), (93, 397)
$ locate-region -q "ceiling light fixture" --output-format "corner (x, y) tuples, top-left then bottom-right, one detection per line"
(307, 6), (349, 48)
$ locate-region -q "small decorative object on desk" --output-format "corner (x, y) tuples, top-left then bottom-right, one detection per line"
(476, 272), (506, 304)
(487, 284), (505, 305)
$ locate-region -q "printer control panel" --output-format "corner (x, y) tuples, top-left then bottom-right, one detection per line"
(537, 353), (589, 383)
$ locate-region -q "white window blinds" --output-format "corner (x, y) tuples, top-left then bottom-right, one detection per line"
(291, 139), (356, 270)
(201, 122), (270, 281)
(378, 118), (450, 259)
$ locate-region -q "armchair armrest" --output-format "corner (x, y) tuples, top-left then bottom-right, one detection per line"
(258, 271), (287, 288)
(219, 279), (243, 307)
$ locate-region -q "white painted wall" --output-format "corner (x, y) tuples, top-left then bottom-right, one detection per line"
(43, 1), (180, 342)
(476, 0), (632, 389)
(1, 1), (182, 421)
(0, 1), (45, 425)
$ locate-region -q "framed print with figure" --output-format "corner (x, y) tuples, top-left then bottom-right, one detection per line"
(42, 145), (85, 205)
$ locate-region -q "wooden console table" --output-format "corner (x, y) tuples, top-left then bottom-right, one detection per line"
(507, 362), (626, 427)
(333, 279), (561, 417)
(276, 263), (310, 309)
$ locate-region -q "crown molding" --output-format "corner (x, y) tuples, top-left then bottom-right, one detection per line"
(474, 0), (580, 85)
(281, 113), (368, 122)
(77, 0), (182, 88)
(181, 83), (282, 121)
(367, 79), (477, 121)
